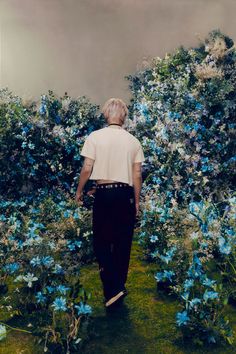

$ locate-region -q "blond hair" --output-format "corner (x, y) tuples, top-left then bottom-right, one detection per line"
(101, 98), (128, 124)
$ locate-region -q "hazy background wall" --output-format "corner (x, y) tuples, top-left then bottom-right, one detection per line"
(0, 0), (235, 106)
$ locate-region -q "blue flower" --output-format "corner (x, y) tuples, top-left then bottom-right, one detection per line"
(63, 210), (71, 218)
(200, 223), (208, 233)
(35, 291), (47, 304)
(52, 264), (64, 274)
(226, 228), (235, 237)
(56, 285), (70, 295)
(52, 297), (67, 311)
(176, 310), (190, 326)
(3, 262), (20, 274)
(218, 236), (231, 255)
(46, 286), (55, 294)
(38, 95), (47, 115)
(187, 177), (194, 185)
(39, 103), (47, 115)
(150, 250), (159, 259)
(203, 290), (218, 302)
(187, 259), (203, 279)
(159, 246), (177, 264)
(184, 124), (192, 133)
(154, 272), (163, 282)
(30, 256), (41, 267)
(73, 211), (80, 219)
(183, 278), (194, 291)
(193, 254), (202, 266)
(22, 126), (29, 133)
(67, 240), (82, 251)
(75, 302), (92, 316)
(189, 298), (201, 309)
(201, 277), (216, 288)
(195, 102), (203, 110)
(41, 256), (54, 268)
(155, 270), (175, 282)
(193, 122), (200, 131)
(150, 235), (159, 243)
(28, 142), (35, 150)
(21, 141), (27, 149)
(168, 111), (181, 120)
(136, 102), (150, 119)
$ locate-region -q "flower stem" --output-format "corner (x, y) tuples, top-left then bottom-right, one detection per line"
(0, 321), (32, 334)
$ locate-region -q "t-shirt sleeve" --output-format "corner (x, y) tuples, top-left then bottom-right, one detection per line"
(134, 143), (145, 163)
(80, 134), (96, 160)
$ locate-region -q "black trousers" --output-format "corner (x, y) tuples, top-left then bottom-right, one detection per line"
(92, 182), (136, 300)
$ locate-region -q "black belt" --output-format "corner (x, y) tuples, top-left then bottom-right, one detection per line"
(96, 182), (131, 189)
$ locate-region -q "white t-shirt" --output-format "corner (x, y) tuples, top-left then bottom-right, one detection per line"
(80, 126), (145, 186)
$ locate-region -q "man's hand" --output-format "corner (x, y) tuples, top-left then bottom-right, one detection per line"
(87, 187), (96, 196)
(75, 190), (83, 205)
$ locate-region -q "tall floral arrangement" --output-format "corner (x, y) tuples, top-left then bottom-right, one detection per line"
(126, 29), (236, 345)
(0, 89), (102, 352)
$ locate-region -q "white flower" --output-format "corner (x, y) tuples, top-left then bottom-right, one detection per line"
(23, 273), (38, 288)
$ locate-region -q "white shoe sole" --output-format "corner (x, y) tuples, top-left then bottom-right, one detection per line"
(105, 291), (125, 307)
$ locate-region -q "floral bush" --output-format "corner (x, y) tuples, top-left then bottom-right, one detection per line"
(126, 29), (236, 345)
(0, 88), (102, 199)
(0, 188), (96, 352)
(0, 89), (105, 351)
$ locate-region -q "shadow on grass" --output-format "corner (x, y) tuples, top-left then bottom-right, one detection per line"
(81, 302), (148, 354)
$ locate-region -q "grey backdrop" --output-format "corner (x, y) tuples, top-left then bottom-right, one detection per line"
(0, 0), (235, 106)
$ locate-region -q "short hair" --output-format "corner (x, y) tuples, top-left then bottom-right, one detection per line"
(101, 98), (128, 123)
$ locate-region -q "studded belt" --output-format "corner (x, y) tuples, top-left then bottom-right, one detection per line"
(96, 182), (131, 189)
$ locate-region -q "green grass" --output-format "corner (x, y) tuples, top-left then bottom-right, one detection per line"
(79, 235), (236, 354)
(1, 233), (236, 353)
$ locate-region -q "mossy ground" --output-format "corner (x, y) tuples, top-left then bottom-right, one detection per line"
(1, 233), (236, 354)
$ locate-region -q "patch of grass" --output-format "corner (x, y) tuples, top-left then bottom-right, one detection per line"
(79, 234), (236, 354)
(0, 332), (42, 354)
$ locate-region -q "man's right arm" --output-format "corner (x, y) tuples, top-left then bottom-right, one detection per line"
(132, 162), (142, 217)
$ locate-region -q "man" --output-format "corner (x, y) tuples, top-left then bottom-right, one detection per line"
(75, 98), (145, 308)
